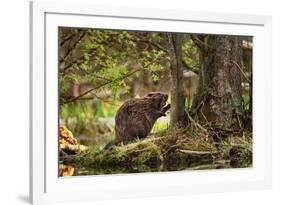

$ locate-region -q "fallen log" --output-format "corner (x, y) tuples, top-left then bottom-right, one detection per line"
(61, 128), (252, 175)
(62, 128), (218, 171)
(60, 144), (89, 155)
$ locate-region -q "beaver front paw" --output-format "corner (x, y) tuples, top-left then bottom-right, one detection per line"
(162, 104), (171, 113)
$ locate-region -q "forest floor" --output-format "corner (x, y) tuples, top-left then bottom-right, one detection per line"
(61, 126), (252, 176)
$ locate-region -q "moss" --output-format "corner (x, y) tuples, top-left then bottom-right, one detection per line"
(229, 146), (252, 168)
(62, 128), (252, 175)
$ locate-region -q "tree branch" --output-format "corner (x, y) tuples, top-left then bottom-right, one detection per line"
(59, 32), (77, 47)
(190, 35), (204, 50)
(60, 31), (87, 64)
(190, 34), (209, 51)
(61, 68), (143, 105)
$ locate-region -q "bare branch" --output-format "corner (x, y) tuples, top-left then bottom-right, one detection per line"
(59, 32), (77, 47)
(61, 68), (143, 105)
(60, 31), (87, 64)
(187, 111), (208, 134)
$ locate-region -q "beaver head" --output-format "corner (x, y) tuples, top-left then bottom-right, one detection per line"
(145, 92), (169, 111)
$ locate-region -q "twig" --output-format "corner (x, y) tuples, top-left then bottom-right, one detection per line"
(231, 60), (251, 83)
(75, 96), (121, 106)
(179, 149), (218, 155)
(59, 32), (77, 47)
(186, 111), (208, 134)
(61, 68), (143, 105)
(190, 91), (208, 116)
(133, 33), (169, 54)
(200, 110), (209, 124)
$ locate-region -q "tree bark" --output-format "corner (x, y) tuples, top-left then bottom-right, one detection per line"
(166, 33), (187, 127)
(191, 35), (243, 130)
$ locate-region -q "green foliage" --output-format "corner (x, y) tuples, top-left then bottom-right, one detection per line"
(216, 131), (252, 168)
(242, 94), (250, 110)
(59, 28), (203, 105)
(98, 65), (128, 98)
(95, 101), (117, 118)
(182, 35), (200, 72)
(59, 29), (136, 103)
(61, 102), (91, 135)
(141, 49), (166, 81)
(185, 98), (193, 109)
(60, 100), (117, 144)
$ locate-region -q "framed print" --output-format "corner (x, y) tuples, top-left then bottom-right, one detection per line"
(30, 0), (272, 204)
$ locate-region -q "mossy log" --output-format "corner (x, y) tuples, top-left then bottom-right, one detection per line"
(62, 128), (219, 171)
(60, 144), (89, 155)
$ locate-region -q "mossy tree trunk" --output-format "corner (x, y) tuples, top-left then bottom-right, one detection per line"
(191, 35), (243, 130)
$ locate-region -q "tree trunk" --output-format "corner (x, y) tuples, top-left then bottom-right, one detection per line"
(191, 35), (243, 130)
(165, 33), (187, 127)
(242, 39), (253, 131)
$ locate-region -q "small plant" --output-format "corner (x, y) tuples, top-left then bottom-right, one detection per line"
(152, 114), (170, 133)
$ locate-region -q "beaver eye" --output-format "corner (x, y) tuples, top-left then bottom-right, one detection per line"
(147, 93), (153, 97)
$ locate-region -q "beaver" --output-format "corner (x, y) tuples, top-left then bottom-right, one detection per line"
(104, 92), (170, 149)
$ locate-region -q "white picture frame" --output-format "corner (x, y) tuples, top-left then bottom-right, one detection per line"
(30, 0), (272, 204)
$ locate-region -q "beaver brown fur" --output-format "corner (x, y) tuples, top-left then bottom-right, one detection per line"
(104, 92), (170, 149)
